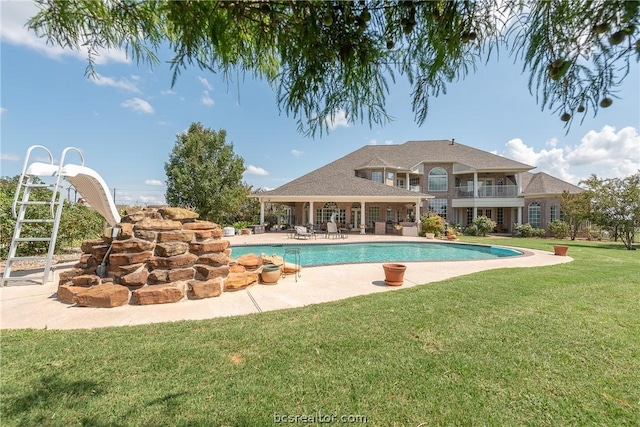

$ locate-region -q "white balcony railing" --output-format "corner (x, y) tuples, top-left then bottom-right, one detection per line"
(454, 184), (518, 198)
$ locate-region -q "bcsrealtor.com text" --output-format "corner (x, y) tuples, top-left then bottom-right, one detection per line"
(274, 412), (368, 424)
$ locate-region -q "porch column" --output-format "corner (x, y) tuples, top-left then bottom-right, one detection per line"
(308, 201), (314, 227)
(473, 172), (479, 198)
(516, 172), (522, 195)
(473, 207), (478, 218)
(406, 172), (410, 189)
(517, 207), (522, 224)
(415, 198), (421, 221)
(360, 201), (366, 234)
(259, 200), (265, 225)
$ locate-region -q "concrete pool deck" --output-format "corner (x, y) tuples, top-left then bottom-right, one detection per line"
(0, 233), (573, 330)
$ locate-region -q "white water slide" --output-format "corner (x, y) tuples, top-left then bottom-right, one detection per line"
(2, 146), (120, 285)
(24, 161), (121, 226)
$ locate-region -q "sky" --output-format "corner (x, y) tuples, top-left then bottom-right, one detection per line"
(1, 1), (639, 207)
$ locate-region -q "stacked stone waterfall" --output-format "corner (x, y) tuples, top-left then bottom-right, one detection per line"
(57, 207), (263, 308)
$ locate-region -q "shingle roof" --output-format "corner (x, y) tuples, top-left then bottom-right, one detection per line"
(521, 172), (583, 195)
(262, 140), (535, 198)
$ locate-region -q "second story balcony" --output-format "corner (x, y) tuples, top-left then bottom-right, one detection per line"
(454, 184), (519, 198)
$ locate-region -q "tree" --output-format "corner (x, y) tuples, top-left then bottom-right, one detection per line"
(558, 190), (591, 240)
(28, 0), (639, 136)
(164, 123), (247, 224)
(581, 173), (640, 250)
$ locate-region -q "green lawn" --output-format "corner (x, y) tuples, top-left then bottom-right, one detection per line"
(1, 238), (639, 426)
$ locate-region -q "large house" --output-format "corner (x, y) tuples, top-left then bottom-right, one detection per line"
(255, 140), (583, 233)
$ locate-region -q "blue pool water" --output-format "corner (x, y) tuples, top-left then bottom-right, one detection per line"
(229, 242), (523, 267)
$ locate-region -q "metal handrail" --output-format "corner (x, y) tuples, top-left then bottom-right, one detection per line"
(51, 147), (85, 217)
(12, 145), (53, 218)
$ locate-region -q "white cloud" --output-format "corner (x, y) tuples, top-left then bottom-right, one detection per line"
(245, 165), (269, 176)
(291, 149), (303, 157)
(90, 73), (140, 93)
(144, 179), (163, 186)
(1, 153), (20, 161)
(201, 91), (214, 107)
(326, 109), (349, 130)
(384, 139), (394, 145)
(121, 97), (154, 114)
(0, 107), (6, 115)
(369, 139), (378, 145)
(161, 89), (177, 95)
(504, 126), (640, 184)
(198, 76), (213, 90)
(0, 1), (129, 65)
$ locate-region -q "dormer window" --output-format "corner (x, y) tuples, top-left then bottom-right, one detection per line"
(371, 171), (383, 183)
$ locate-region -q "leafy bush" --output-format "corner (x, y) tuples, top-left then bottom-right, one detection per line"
(473, 215), (497, 237)
(232, 221), (249, 230)
(420, 213), (445, 237)
(583, 225), (603, 241)
(548, 220), (570, 239)
(463, 224), (478, 236)
(516, 223), (546, 238)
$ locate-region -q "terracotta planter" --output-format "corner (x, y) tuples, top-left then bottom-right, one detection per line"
(447, 234), (457, 240)
(260, 265), (281, 284)
(553, 245), (569, 256)
(383, 263), (406, 286)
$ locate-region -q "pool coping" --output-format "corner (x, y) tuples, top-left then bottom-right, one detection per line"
(0, 234), (572, 330)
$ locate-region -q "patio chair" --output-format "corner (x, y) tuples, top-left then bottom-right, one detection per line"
(326, 221), (340, 239)
(294, 225), (315, 239)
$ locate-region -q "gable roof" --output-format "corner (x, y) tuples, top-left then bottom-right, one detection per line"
(521, 172), (583, 195)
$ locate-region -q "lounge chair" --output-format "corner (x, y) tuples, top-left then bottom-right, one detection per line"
(294, 225), (315, 239)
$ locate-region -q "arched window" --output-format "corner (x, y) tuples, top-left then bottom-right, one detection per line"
(428, 167), (448, 191)
(316, 202), (345, 225)
(528, 202), (541, 228)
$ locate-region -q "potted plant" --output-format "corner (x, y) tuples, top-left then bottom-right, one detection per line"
(553, 245), (569, 256)
(383, 263), (406, 286)
(421, 213), (445, 239)
(260, 264), (281, 284)
(446, 229), (457, 240)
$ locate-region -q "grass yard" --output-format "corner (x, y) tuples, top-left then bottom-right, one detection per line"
(1, 238), (639, 426)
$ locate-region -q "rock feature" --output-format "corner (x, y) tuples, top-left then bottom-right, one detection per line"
(187, 278), (222, 299)
(73, 284), (130, 308)
(60, 207), (299, 309)
(236, 254), (262, 271)
(133, 283), (185, 305)
(63, 207), (228, 307)
(224, 272), (259, 291)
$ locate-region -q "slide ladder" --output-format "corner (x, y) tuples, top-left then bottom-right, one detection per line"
(2, 145), (120, 286)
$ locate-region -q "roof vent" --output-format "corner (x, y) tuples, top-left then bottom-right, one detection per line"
(450, 138), (455, 145)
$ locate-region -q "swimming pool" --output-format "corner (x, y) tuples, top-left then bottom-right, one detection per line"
(229, 242), (523, 267)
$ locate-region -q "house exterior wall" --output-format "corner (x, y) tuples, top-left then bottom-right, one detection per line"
(523, 196), (563, 234)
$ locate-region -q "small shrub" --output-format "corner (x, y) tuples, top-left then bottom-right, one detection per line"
(420, 213), (445, 237)
(516, 223), (546, 238)
(533, 227), (547, 238)
(232, 221), (249, 230)
(583, 225), (603, 241)
(516, 223), (534, 237)
(473, 215), (497, 237)
(548, 220), (570, 239)
(463, 225), (478, 236)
